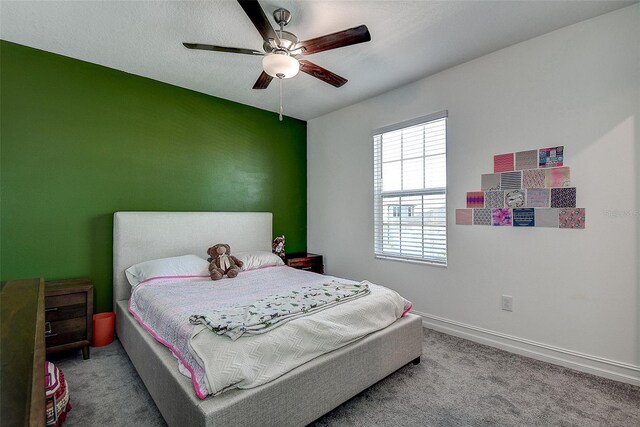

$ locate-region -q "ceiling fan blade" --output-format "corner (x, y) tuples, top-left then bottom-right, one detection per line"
(298, 25), (371, 55)
(183, 43), (264, 56)
(237, 0), (280, 46)
(299, 60), (347, 88)
(253, 71), (273, 89)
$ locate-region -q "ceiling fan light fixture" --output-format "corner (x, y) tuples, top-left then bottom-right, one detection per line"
(262, 53), (299, 79)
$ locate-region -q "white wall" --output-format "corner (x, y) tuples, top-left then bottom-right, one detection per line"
(308, 5), (639, 384)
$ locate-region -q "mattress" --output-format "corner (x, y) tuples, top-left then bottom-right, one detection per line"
(128, 266), (412, 398)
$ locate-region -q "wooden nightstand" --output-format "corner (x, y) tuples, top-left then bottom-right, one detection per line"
(286, 253), (324, 274)
(44, 278), (94, 360)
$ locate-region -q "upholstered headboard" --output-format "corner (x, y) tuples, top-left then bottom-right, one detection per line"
(113, 212), (272, 308)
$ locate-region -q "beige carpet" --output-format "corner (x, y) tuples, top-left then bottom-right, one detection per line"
(50, 328), (640, 426)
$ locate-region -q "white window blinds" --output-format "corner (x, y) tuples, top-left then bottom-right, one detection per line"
(373, 111), (447, 266)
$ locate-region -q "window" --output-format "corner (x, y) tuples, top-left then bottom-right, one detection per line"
(389, 205), (414, 218)
(373, 111), (447, 266)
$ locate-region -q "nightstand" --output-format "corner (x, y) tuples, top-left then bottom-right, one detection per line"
(286, 253), (324, 274)
(44, 278), (94, 360)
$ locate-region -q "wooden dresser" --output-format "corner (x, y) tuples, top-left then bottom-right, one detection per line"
(44, 278), (94, 360)
(0, 278), (46, 427)
(285, 252), (324, 274)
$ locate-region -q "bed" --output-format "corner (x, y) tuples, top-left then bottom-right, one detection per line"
(113, 211), (423, 426)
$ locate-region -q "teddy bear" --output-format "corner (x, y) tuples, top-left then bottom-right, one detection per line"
(207, 243), (243, 280)
(272, 235), (286, 261)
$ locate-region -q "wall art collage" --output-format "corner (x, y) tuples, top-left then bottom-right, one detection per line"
(456, 146), (585, 229)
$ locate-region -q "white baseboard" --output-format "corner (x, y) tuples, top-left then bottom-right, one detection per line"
(413, 310), (640, 387)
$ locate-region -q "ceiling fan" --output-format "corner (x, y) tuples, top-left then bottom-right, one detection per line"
(183, 0), (371, 119)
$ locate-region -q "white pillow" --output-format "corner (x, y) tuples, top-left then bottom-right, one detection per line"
(235, 251), (285, 271)
(125, 255), (209, 287)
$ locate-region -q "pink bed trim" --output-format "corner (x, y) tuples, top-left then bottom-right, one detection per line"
(128, 299), (208, 399)
(137, 266), (287, 285)
(242, 264), (289, 273)
(138, 275), (210, 285)
(401, 303), (413, 317)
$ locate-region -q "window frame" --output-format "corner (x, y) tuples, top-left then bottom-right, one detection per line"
(373, 110), (448, 267)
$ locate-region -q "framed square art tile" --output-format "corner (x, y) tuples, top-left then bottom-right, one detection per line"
(456, 209), (473, 225)
(492, 208), (512, 226)
(523, 169), (545, 188)
(550, 187), (576, 208)
(494, 153), (514, 173)
(467, 191), (485, 208)
(545, 167), (570, 187)
(539, 146), (564, 168)
(500, 171), (522, 190)
(513, 208), (535, 227)
(515, 150), (538, 171)
(505, 189), (525, 208)
(473, 209), (491, 226)
(485, 190), (505, 209)
(481, 173), (501, 191)
(559, 208), (585, 229)
(526, 188), (550, 208)
(535, 208), (559, 228)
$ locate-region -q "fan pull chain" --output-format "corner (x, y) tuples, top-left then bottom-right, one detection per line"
(279, 77), (283, 122)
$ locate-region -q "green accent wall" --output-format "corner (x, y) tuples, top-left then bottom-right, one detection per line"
(0, 41), (307, 312)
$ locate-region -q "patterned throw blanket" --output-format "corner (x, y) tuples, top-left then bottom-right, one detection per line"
(189, 281), (370, 340)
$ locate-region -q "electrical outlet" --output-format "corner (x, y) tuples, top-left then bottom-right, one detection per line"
(501, 295), (513, 312)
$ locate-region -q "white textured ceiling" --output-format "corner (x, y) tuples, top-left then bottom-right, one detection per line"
(1, 0), (635, 120)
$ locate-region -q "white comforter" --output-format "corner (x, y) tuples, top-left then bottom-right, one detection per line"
(129, 266), (411, 397)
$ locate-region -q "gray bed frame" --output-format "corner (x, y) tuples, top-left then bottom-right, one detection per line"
(113, 212), (423, 426)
